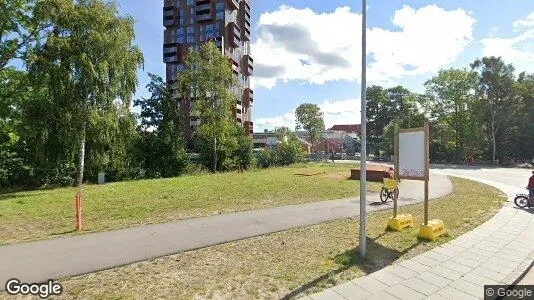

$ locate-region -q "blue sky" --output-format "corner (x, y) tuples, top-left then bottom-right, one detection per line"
(116, 0), (534, 132)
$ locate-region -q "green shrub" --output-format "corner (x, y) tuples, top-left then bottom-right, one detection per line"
(275, 139), (304, 166)
(255, 148), (276, 168)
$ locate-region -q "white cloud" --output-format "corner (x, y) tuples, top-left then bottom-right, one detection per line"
(254, 111), (296, 131)
(254, 99), (361, 132)
(513, 12), (534, 30)
(252, 5), (475, 89)
(481, 12), (534, 72)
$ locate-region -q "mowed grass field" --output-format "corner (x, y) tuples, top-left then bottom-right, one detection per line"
(0, 163), (380, 244)
(43, 177), (506, 299)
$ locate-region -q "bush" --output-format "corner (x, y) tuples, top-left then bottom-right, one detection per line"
(275, 139), (304, 166)
(255, 148), (277, 168)
(186, 162), (209, 175)
(234, 131), (253, 169)
(254, 139), (304, 169)
(139, 132), (189, 178)
(199, 123), (253, 172)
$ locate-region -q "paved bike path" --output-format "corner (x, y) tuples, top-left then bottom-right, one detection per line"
(0, 173), (451, 287)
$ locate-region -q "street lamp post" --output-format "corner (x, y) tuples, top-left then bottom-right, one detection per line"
(359, 0), (367, 259)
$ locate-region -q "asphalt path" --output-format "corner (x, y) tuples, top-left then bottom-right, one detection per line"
(0, 172), (452, 287)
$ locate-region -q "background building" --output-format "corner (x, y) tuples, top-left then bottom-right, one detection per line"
(252, 132), (311, 154)
(163, 0), (254, 141)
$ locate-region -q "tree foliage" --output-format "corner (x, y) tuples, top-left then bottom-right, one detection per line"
(177, 41), (239, 172)
(1, 0), (533, 191)
(134, 73), (187, 178)
(176, 41), (254, 172)
(423, 68), (479, 161)
(26, 0), (144, 186)
(295, 103), (324, 150)
(471, 56), (516, 161)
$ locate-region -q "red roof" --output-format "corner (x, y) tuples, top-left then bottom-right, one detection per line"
(329, 124), (361, 134)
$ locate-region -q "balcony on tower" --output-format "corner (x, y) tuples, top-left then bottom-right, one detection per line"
(163, 43), (185, 66)
(196, 0), (212, 23)
(163, 2), (177, 28)
(235, 108), (243, 120)
(231, 61), (240, 75)
(227, 23), (241, 47)
(242, 17), (250, 40)
(225, 49), (240, 65)
(228, 0), (239, 10)
(242, 54), (253, 76)
(244, 121), (253, 134)
(163, 0), (174, 9)
(243, 88), (253, 107)
(163, 44), (178, 56)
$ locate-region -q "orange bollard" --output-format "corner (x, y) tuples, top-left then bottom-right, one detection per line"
(75, 194), (82, 231)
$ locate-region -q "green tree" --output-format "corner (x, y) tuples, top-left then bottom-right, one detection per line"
(512, 72), (534, 160)
(471, 56), (516, 162)
(0, 0), (46, 70)
(275, 138), (304, 166)
(424, 68), (478, 162)
(234, 125), (253, 170)
(134, 73), (188, 178)
(372, 86), (426, 157)
(177, 41), (238, 172)
(366, 85), (390, 156)
(275, 126), (295, 141)
(27, 0), (143, 186)
(295, 103), (324, 151)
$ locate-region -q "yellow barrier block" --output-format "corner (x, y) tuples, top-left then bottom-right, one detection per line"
(418, 219), (446, 241)
(387, 214), (414, 231)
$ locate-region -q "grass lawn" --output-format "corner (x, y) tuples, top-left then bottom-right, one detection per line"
(45, 177), (505, 299)
(0, 163), (380, 244)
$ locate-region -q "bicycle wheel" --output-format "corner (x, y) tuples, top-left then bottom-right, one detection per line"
(380, 188), (388, 203)
(515, 195), (529, 208)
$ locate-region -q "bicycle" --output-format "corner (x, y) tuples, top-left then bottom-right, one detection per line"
(514, 190), (534, 209)
(380, 178), (399, 204)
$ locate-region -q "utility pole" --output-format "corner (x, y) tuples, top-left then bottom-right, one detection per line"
(359, 0), (367, 259)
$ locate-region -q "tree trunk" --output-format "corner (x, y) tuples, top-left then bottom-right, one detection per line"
(75, 126), (86, 187)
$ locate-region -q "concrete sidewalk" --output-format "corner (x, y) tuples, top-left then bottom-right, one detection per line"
(0, 174), (451, 288)
(303, 173), (534, 300)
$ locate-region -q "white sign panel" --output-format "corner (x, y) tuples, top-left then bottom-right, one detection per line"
(398, 130), (426, 179)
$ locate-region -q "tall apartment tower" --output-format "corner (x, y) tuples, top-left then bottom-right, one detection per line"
(163, 0), (254, 141)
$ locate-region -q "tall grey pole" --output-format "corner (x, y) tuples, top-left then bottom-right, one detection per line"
(359, 0), (367, 259)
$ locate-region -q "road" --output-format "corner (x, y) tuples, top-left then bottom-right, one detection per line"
(0, 173), (451, 288)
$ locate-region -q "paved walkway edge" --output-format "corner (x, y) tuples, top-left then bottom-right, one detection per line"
(304, 173), (534, 300)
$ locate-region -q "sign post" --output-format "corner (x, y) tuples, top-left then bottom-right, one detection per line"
(393, 122), (444, 239)
(393, 123), (399, 218)
(424, 122), (430, 225)
(359, 0), (367, 259)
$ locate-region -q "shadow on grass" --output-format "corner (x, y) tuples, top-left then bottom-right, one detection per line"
(0, 192), (48, 202)
(369, 201), (387, 206)
(49, 229), (78, 236)
(281, 234), (422, 299)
